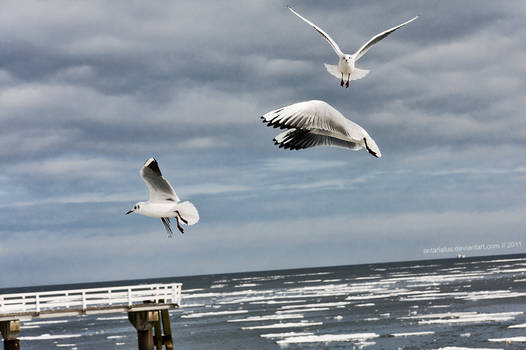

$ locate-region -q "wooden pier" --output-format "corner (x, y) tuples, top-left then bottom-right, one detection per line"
(0, 283), (182, 350)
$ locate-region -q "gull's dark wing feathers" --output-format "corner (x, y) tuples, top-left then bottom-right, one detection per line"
(141, 158), (180, 202)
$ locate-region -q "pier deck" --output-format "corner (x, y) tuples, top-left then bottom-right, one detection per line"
(0, 283), (182, 349)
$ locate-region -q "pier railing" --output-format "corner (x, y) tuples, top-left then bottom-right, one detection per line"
(0, 283), (182, 317)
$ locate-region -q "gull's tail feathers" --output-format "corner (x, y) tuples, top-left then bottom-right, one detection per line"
(350, 67), (370, 80)
(323, 64), (370, 80)
(324, 64), (341, 78)
(177, 201), (200, 225)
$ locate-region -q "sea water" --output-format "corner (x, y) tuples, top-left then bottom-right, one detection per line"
(3, 254), (526, 349)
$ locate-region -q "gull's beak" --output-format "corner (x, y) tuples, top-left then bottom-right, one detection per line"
(125, 210), (133, 215)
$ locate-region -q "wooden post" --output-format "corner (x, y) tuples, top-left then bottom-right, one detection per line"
(137, 329), (154, 350)
(153, 311), (163, 349)
(161, 309), (174, 350)
(128, 311), (158, 350)
(0, 320), (21, 350)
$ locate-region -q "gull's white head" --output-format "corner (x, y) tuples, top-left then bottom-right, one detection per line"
(343, 54), (353, 62)
(125, 202), (146, 215)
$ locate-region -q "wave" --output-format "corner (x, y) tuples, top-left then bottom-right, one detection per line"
(23, 320), (68, 326)
(280, 301), (349, 310)
(228, 313), (303, 323)
(401, 311), (523, 325)
(260, 332), (314, 339)
(391, 331), (434, 337)
(181, 310), (248, 318)
(277, 307), (330, 314)
(96, 316), (128, 321)
(19, 333), (81, 340)
(241, 321), (323, 330)
(488, 336), (526, 342)
(276, 333), (379, 345)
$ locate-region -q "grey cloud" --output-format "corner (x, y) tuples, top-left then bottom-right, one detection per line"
(1, 0), (525, 287)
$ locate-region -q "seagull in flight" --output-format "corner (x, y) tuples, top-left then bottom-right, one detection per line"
(261, 100), (381, 158)
(288, 7), (418, 88)
(126, 158), (199, 236)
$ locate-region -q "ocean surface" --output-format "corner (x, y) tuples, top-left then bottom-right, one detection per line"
(3, 254), (526, 349)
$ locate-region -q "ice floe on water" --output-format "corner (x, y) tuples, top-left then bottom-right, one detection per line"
(241, 321), (323, 330)
(181, 310), (249, 318)
(276, 333), (379, 345)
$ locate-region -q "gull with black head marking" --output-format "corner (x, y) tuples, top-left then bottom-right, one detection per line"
(126, 158), (199, 236)
(288, 7), (418, 88)
(261, 100), (381, 158)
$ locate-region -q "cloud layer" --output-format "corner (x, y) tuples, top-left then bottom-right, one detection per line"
(1, 0), (525, 287)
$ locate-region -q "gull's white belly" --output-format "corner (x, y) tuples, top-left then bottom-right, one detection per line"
(140, 202), (179, 218)
(338, 59), (354, 75)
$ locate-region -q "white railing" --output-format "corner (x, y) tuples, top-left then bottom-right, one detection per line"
(0, 283), (182, 315)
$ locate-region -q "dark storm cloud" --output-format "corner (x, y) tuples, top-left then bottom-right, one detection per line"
(1, 0), (525, 287)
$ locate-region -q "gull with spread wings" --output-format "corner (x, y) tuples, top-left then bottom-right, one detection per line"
(261, 100), (381, 158)
(126, 158), (199, 236)
(288, 7), (418, 88)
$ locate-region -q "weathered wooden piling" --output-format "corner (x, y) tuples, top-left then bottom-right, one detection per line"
(128, 311), (158, 350)
(0, 320), (20, 350)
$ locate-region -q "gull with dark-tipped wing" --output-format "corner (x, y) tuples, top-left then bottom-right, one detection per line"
(126, 158), (199, 236)
(261, 100), (381, 158)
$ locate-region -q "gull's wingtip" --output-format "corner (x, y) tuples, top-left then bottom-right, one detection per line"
(144, 157), (156, 166)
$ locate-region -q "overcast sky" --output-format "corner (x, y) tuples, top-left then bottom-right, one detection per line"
(1, 0), (525, 288)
